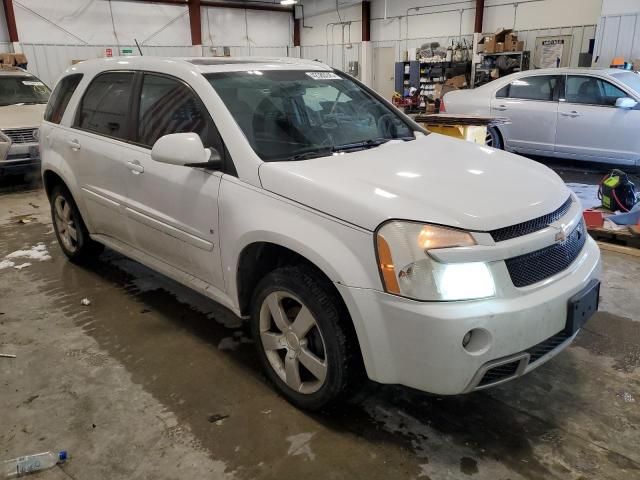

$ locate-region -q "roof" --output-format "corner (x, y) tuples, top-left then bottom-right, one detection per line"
(65, 56), (332, 77)
(514, 67), (627, 76)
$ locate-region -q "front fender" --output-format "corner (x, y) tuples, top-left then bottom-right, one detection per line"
(218, 177), (381, 309)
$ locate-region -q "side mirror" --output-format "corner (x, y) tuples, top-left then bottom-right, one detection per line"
(151, 133), (222, 169)
(615, 97), (638, 109)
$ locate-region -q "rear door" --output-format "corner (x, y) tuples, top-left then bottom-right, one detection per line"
(123, 72), (225, 289)
(68, 71), (136, 244)
(555, 74), (640, 164)
(490, 74), (561, 154)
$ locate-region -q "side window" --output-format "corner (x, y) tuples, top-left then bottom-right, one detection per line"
(44, 74), (83, 124)
(137, 73), (222, 153)
(75, 72), (134, 140)
(566, 76), (627, 106)
(496, 85), (509, 98)
(505, 75), (558, 101)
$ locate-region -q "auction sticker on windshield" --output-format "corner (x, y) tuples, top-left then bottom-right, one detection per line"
(306, 72), (341, 80)
(22, 81), (45, 86)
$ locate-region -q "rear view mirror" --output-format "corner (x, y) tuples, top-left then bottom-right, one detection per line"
(151, 133), (222, 169)
(615, 97), (638, 109)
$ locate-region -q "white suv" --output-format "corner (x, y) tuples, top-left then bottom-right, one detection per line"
(41, 57), (601, 410)
(0, 67), (50, 176)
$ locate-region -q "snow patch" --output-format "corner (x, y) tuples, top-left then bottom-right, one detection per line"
(286, 432), (316, 461)
(6, 243), (52, 262)
(0, 259), (15, 270)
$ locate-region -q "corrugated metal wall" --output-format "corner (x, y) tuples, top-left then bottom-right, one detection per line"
(20, 44), (203, 87)
(593, 14), (640, 67)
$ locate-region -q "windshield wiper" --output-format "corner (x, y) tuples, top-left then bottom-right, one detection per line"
(332, 136), (415, 153)
(288, 147), (333, 161)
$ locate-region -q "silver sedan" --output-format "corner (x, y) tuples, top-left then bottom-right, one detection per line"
(442, 68), (640, 166)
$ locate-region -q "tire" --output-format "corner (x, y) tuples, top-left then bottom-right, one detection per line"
(250, 265), (362, 411)
(485, 126), (503, 149)
(49, 184), (103, 263)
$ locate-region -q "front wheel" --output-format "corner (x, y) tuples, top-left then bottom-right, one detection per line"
(250, 265), (362, 410)
(50, 184), (103, 263)
(485, 126), (503, 149)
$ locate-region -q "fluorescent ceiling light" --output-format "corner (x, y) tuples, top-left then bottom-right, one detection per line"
(281, 0), (298, 4)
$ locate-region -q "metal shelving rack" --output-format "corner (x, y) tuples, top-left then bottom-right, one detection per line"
(471, 51), (529, 88)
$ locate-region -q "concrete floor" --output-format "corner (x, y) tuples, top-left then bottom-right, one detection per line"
(1, 180), (640, 480)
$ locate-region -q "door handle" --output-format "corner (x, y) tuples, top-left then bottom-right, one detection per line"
(561, 111), (581, 118)
(127, 160), (144, 174)
(67, 139), (81, 151)
(494, 105), (508, 111)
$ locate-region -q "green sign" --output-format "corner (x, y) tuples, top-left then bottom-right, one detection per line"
(121, 48), (133, 55)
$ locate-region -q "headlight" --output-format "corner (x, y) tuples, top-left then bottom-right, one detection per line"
(375, 221), (495, 301)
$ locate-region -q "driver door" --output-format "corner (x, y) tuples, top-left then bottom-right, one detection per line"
(123, 72), (226, 289)
(556, 75), (640, 164)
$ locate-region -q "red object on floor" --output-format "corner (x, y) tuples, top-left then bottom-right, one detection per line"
(583, 209), (604, 228)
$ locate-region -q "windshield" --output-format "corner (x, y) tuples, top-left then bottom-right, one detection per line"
(0, 76), (50, 107)
(206, 70), (415, 161)
(611, 71), (640, 95)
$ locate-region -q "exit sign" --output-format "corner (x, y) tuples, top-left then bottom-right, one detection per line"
(121, 48), (134, 56)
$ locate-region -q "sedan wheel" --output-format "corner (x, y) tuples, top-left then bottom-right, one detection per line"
(259, 291), (328, 395)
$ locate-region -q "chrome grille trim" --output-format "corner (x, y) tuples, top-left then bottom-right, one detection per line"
(2, 128), (37, 144)
(489, 196), (573, 242)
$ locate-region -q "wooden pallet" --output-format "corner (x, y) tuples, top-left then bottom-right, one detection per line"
(588, 226), (640, 249)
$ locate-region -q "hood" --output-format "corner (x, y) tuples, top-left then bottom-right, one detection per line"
(258, 134), (569, 232)
(0, 104), (46, 130)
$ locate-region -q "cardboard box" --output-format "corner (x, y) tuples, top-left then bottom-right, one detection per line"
(516, 40), (525, 52)
(479, 28), (513, 54)
(483, 36), (496, 53)
(634, 59), (640, 72)
(14, 53), (27, 65)
(496, 42), (505, 53)
(445, 74), (466, 89)
(505, 33), (518, 45)
(71, 59), (85, 65)
(0, 53), (28, 66)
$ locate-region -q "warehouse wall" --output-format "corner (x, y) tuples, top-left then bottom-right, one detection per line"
(6, 0), (292, 86)
(593, 0), (640, 67)
(299, 0), (601, 75)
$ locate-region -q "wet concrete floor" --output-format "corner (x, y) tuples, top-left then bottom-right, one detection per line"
(1, 181), (639, 479)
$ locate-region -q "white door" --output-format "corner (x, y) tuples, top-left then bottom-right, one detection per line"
(123, 73), (225, 289)
(556, 75), (640, 164)
(68, 71), (136, 245)
(373, 47), (396, 100)
(490, 74), (561, 154)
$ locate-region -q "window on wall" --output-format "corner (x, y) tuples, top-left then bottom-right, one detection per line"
(44, 74), (82, 124)
(136, 73), (222, 152)
(75, 72), (134, 140)
(565, 76), (628, 106)
(496, 75), (559, 101)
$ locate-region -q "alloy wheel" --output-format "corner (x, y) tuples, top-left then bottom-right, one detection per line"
(485, 131), (493, 147)
(259, 291), (328, 394)
(54, 195), (78, 253)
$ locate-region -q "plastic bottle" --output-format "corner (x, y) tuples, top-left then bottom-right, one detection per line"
(3, 451), (67, 478)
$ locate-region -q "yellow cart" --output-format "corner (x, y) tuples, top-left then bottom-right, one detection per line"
(414, 114), (509, 145)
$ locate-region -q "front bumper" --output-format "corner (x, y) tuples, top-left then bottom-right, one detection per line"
(337, 236), (601, 395)
(0, 142), (40, 176)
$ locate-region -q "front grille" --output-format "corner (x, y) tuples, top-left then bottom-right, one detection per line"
(478, 360), (520, 386)
(2, 128), (37, 144)
(489, 197), (573, 242)
(505, 220), (586, 288)
(526, 331), (572, 364)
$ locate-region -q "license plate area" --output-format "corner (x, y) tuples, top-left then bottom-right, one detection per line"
(565, 280), (600, 335)
(29, 145), (40, 160)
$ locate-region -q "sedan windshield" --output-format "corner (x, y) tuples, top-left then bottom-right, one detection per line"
(611, 71), (640, 95)
(206, 70), (415, 161)
(0, 76), (50, 107)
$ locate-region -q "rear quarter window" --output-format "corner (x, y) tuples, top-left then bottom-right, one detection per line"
(44, 74), (83, 124)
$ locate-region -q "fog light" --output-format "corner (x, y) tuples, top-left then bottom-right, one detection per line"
(462, 331), (472, 347)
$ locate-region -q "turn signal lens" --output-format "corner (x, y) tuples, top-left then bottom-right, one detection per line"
(376, 235), (400, 294)
(417, 225), (476, 251)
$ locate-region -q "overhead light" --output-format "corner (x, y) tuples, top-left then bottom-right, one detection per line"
(281, 0), (298, 4)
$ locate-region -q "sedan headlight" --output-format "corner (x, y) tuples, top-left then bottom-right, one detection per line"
(375, 221), (495, 301)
